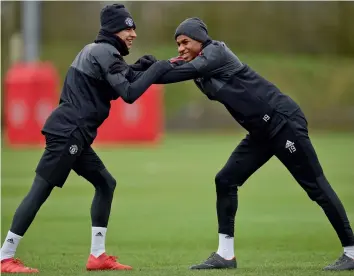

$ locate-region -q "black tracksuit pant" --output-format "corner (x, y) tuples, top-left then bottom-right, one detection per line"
(9, 129), (116, 237)
(215, 110), (354, 247)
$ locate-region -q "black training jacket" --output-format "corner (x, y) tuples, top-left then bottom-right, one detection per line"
(42, 42), (171, 144)
(156, 40), (300, 139)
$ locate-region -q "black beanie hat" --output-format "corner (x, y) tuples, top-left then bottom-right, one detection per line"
(174, 17), (210, 43)
(100, 4), (136, 34)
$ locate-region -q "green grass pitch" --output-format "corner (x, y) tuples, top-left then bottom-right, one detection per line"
(1, 133), (354, 276)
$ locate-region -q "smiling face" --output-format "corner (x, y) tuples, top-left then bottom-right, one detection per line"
(116, 28), (137, 49)
(176, 35), (202, 62)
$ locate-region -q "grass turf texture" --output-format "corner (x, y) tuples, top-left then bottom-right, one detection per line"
(1, 133), (354, 276)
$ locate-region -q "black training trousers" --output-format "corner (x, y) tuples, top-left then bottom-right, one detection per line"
(10, 129), (116, 236)
(215, 110), (354, 247)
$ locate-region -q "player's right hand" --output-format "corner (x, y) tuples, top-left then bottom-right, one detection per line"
(169, 56), (185, 67)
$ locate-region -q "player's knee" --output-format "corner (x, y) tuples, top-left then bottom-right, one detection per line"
(97, 169), (116, 193)
(215, 171), (238, 194)
(307, 188), (326, 202)
(215, 171), (227, 187)
(305, 176), (331, 203)
(104, 173), (117, 192)
(107, 176), (117, 192)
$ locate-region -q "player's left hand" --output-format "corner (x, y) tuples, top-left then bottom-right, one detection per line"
(130, 55), (158, 71)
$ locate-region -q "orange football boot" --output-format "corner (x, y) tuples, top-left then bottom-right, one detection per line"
(1, 258), (39, 273)
(86, 253), (132, 271)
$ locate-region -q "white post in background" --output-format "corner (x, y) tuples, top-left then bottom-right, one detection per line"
(22, 1), (41, 62)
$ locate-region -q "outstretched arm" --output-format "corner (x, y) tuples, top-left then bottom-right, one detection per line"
(110, 57), (200, 84)
(93, 46), (171, 104)
(105, 60), (172, 104)
(154, 62), (200, 84)
(155, 42), (226, 84)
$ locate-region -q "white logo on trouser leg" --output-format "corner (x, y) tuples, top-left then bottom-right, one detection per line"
(263, 114), (270, 122)
(69, 144), (78, 155)
(285, 140), (296, 153)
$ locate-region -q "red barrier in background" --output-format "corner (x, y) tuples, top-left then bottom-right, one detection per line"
(4, 62), (164, 147)
(4, 62), (59, 147)
(95, 85), (164, 145)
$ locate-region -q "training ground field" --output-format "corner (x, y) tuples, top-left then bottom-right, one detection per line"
(2, 133), (354, 276)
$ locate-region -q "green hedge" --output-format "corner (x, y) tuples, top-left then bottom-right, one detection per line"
(39, 42), (354, 130)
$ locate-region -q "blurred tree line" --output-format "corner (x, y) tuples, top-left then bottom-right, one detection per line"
(39, 1), (354, 56)
(2, 1), (354, 131)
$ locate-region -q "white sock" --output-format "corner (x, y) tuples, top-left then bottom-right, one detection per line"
(344, 246), (354, 259)
(216, 233), (235, 260)
(1, 231), (22, 261)
(91, 227), (107, 257)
